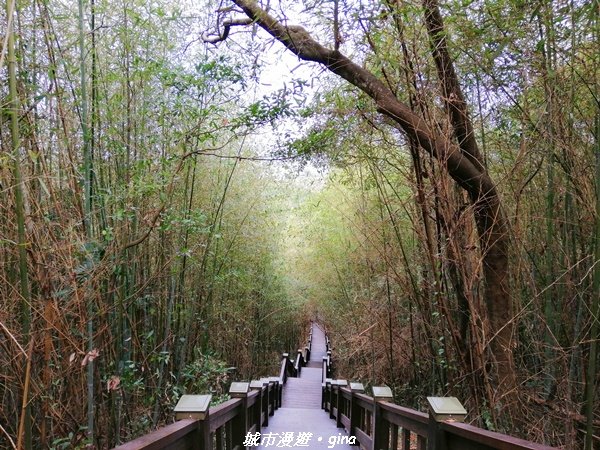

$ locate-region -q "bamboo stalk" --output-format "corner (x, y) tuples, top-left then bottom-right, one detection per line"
(77, 0), (95, 444)
(16, 339), (34, 450)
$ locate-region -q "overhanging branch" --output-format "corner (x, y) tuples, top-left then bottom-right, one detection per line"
(202, 17), (253, 44)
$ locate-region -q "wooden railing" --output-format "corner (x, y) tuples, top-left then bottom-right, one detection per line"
(114, 373), (280, 449)
(293, 324), (313, 375)
(113, 322), (557, 450)
(114, 343), (303, 450)
(321, 330), (332, 384)
(321, 330), (558, 450)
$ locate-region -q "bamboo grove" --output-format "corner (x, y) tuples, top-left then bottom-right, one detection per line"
(1, 0), (599, 448)
(1, 0), (303, 448)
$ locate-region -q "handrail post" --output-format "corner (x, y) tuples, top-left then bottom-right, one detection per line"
(349, 382), (364, 445)
(426, 397), (467, 450)
(329, 380), (337, 419)
(324, 378), (332, 412)
(173, 395), (212, 450)
(295, 349), (303, 375)
(199, 415), (211, 450)
(269, 380), (276, 416)
(270, 377), (282, 409)
(280, 353), (289, 382)
(263, 380), (270, 426)
(229, 382), (250, 450)
(372, 386), (394, 450)
(250, 380), (264, 433)
(259, 378), (270, 425)
(335, 380), (348, 428)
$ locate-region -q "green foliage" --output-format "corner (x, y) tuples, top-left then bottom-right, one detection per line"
(287, 127), (337, 157)
(237, 91), (294, 128)
(180, 352), (232, 404)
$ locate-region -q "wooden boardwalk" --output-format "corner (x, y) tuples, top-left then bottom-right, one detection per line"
(256, 324), (355, 449)
(114, 321), (558, 450)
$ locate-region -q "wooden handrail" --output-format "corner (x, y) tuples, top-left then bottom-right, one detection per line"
(113, 419), (199, 450)
(279, 352), (296, 382)
(379, 401), (428, 436)
(293, 349), (303, 374)
(440, 421), (556, 450)
(323, 382), (557, 450)
(114, 379), (281, 450)
(208, 398), (242, 432)
(321, 331), (558, 450)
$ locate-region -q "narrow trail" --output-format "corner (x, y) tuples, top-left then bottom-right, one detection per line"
(257, 323), (354, 449)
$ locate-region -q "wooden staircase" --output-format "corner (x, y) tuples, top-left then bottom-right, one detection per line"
(114, 322), (557, 450)
(256, 324), (355, 449)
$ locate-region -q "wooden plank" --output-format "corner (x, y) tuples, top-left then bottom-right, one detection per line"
(282, 376), (322, 409)
(380, 402), (428, 437)
(441, 422), (557, 450)
(209, 399), (242, 433)
(256, 408), (357, 449)
(113, 419), (198, 450)
(355, 427), (372, 449)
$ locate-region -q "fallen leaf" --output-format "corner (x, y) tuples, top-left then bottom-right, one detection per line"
(81, 348), (100, 366)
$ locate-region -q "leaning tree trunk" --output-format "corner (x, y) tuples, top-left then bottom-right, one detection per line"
(421, 0), (516, 410)
(221, 0), (518, 413)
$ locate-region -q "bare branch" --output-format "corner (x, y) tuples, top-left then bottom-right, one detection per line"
(122, 143), (233, 250)
(224, 0), (517, 407)
(202, 17), (253, 44)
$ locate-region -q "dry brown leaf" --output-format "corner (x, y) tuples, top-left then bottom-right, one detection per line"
(81, 348), (100, 366)
(107, 376), (120, 392)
